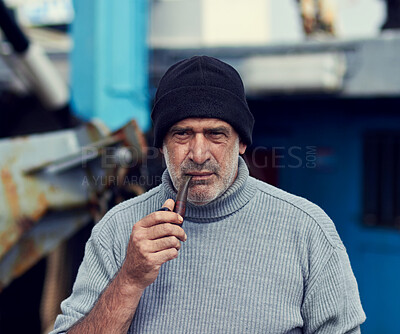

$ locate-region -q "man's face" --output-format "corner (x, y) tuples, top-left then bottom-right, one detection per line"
(161, 118), (247, 205)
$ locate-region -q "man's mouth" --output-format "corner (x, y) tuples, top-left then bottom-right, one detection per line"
(186, 172), (214, 180)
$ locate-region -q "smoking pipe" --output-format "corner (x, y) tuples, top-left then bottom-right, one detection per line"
(158, 176), (192, 223)
(173, 175), (192, 218)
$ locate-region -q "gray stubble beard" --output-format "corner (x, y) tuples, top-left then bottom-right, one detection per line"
(162, 139), (239, 205)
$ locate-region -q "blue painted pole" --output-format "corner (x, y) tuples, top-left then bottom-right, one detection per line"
(70, 0), (150, 132)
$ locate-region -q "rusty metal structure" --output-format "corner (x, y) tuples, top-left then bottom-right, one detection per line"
(0, 120), (147, 291)
(0, 5), (150, 332)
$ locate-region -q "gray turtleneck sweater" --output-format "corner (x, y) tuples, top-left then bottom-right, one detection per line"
(52, 157), (365, 334)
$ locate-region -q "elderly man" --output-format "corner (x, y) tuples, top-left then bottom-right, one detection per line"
(52, 56), (365, 333)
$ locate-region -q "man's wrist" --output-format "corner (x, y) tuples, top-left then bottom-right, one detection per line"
(116, 266), (146, 297)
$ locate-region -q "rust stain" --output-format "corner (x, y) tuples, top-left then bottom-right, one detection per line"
(16, 193), (49, 234)
(16, 216), (35, 234)
(31, 193), (49, 221)
(49, 185), (58, 192)
(12, 238), (42, 278)
(14, 135), (30, 141)
(1, 169), (20, 219)
(0, 227), (18, 259)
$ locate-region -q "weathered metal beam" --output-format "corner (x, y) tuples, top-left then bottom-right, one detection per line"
(0, 119), (146, 289)
(0, 209), (90, 291)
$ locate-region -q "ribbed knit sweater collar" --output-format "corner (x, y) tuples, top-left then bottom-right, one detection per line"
(159, 156), (256, 222)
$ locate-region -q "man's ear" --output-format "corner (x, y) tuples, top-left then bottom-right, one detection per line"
(239, 142), (247, 155)
(159, 147), (163, 154)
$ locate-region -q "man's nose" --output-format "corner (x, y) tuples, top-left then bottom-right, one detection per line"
(188, 134), (211, 165)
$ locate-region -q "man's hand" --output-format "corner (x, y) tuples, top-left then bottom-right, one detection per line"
(67, 199), (187, 334)
(120, 199), (187, 291)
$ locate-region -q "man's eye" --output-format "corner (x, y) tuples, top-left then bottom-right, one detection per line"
(209, 132), (224, 138)
(175, 131), (190, 137)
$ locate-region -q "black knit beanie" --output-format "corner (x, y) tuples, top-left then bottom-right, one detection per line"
(151, 56), (254, 148)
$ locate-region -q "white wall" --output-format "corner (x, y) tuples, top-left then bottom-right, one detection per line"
(202, 0), (269, 46)
(150, 0), (269, 47)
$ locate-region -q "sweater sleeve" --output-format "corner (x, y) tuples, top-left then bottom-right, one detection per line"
(49, 217), (120, 334)
(301, 246), (366, 334)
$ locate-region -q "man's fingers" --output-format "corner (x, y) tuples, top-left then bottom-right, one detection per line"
(151, 236), (181, 252)
(139, 210), (183, 228)
(161, 199), (175, 211)
(153, 248), (179, 265)
(148, 223), (187, 242)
